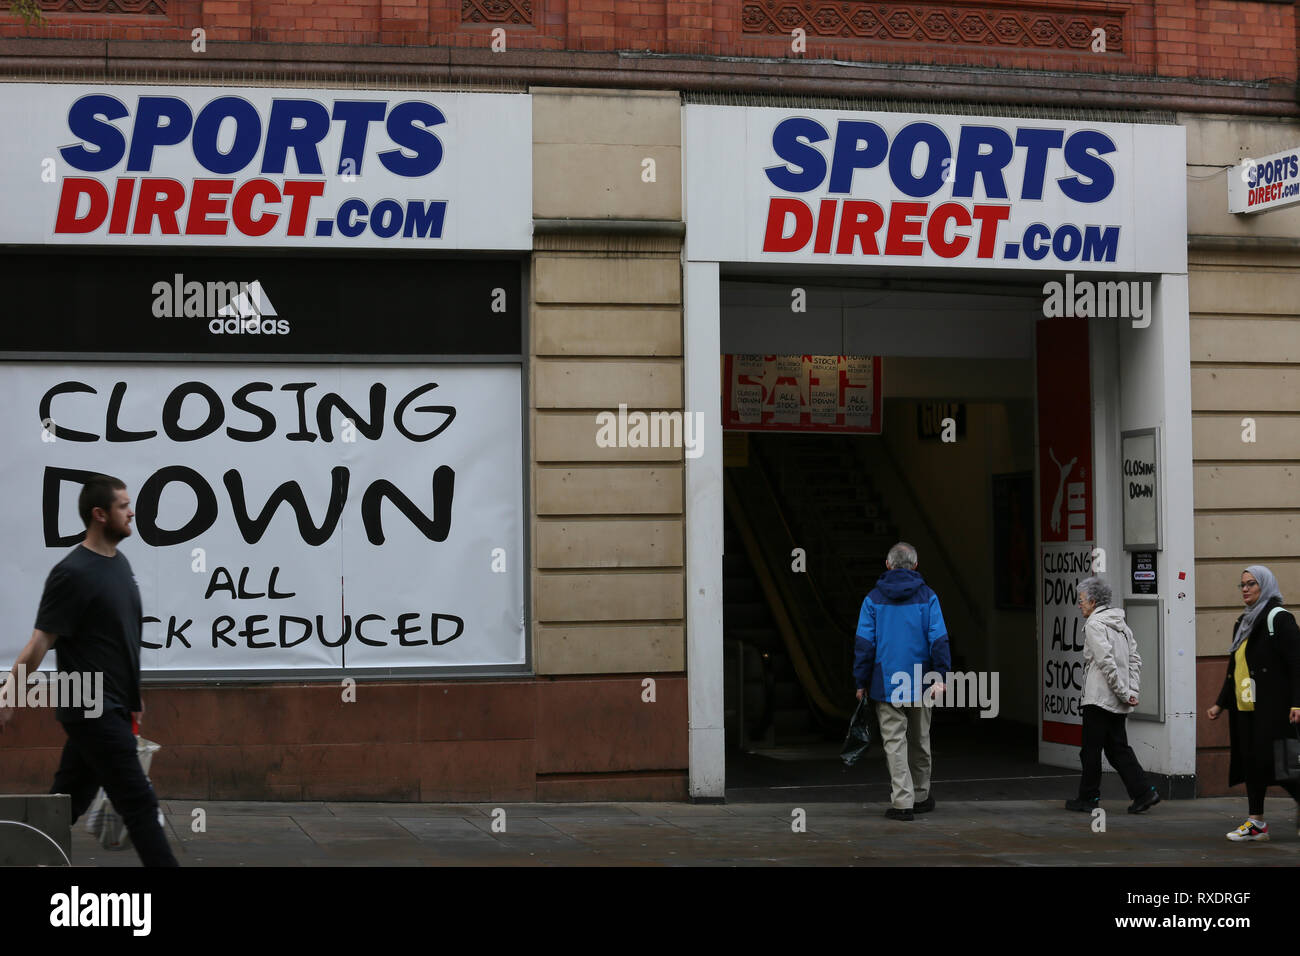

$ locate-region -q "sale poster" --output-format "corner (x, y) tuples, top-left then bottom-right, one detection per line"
(721, 354), (883, 434)
(1041, 541), (1094, 746)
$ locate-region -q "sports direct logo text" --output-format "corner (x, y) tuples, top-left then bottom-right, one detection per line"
(1242, 154), (1299, 208)
(53, 94), (447, 241)
(762, 119), (1120, 264)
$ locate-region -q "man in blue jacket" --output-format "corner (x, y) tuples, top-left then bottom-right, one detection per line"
(854, 542), (951, 820)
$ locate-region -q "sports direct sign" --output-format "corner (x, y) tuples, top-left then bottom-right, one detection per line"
(0, 83), (530, 249)
(685, 106), (1186, 273)
(1228, 146), (1300, 214)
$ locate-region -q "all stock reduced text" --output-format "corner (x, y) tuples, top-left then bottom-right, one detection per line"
(142, 565), (465, 651)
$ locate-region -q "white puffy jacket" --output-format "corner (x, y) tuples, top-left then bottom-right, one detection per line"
(1081, 605), (1142, 714)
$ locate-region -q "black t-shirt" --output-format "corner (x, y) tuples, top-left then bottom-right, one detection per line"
(34, 545), (143, 722)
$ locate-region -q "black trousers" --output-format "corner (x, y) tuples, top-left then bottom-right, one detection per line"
(51, 709), (178, 867)
(1235, 710), (1300, 816)
(1078, 704), (1149, 802)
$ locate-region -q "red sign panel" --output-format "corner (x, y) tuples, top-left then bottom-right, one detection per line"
(1036, 317), (1093, 544)
(1036, 315), (1093, 748)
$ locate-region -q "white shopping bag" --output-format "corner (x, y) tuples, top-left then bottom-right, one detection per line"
(85, 736), (163, 851)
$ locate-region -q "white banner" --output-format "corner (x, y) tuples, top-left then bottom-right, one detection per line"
(0, 84), (531, 249)
(0, 364), (525, 672)
(1041, 541), (1093, 727)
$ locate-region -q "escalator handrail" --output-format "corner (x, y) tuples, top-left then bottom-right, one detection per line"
(729, 466), (844, 697)
(750, 437), (866, 632)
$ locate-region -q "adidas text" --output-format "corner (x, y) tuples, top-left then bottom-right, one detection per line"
(209, 317), (291, 335)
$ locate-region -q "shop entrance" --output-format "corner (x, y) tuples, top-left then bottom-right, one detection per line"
(718, 272), (1067, 799)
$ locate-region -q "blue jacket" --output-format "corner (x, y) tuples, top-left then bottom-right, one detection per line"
(853, 569), (951, 703)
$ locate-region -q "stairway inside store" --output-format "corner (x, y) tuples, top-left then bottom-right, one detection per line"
(723, 432), (1053, 800)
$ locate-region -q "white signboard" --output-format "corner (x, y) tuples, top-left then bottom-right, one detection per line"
(1041, 541), (1094, 730)
(0, 84), (531, 249)
(0, 364), (525, 672)
(1121, 428), (1159, 549)
(1228, 146), (1300, 215)
(685, 105), (1187, 273)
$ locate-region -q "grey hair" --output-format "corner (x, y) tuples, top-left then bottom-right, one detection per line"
(886, 542), (918, 570)
(1078, 576), (1112, 608)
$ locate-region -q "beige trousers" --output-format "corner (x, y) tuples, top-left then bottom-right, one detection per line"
(874, 700), (933, 809)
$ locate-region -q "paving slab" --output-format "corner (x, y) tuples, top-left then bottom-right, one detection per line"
(324, 803), (491, 817)
(462, 816), (569, 838)
(294, 817), (416, 843)
(490, 803), (642, 817)
(162, 800), (335, 816)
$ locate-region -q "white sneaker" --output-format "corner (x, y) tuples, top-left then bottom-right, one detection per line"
(1226, 819), (1269, 842)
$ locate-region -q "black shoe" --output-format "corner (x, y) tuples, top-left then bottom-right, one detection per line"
(884, 807), (914, 821)
(1064, 797), (1099, 812)
(1128, 788), (1161, 814)
(914, 795), (935, 814)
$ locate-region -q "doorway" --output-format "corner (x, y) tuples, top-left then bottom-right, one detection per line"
(717, 273), (1066, 799)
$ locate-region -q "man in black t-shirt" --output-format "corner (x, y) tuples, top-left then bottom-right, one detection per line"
(0, 474), (178, 867)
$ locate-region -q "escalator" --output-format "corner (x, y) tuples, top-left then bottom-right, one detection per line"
(723, 436), (877, 743)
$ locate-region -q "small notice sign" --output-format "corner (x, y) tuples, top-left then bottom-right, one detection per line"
(1131, 551), (1157, 596)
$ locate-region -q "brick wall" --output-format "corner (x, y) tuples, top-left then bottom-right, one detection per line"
(0, 678), (690, 801)
(1, 0), (1293, 84)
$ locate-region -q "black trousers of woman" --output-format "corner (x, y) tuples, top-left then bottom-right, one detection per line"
(1235, 710), (1300, 816)
(1078, 704), (1149, 801)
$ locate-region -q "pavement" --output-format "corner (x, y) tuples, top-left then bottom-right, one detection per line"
(70, 795), (1300, 866)
(57, 724), (1300, 867)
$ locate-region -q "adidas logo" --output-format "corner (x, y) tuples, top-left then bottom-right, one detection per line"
(151, 274), (291, 335)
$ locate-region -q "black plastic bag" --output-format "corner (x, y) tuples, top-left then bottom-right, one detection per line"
(840, 697), (873, 766)
(1275, 727), (1300, 781)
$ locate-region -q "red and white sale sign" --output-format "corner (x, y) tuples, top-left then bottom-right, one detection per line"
(721, 354), (882, 434)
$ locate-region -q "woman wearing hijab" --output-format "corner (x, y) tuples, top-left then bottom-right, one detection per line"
(1206, 565), (1300, 841)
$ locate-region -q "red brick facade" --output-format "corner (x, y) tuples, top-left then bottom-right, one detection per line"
(0, 677), (689, 801)
(1, 0), (1295, 84)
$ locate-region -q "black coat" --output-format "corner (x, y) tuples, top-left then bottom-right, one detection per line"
(1214, 596), (1300, 786)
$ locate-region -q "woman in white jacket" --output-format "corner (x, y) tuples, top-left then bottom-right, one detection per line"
(1064, 576), (1162, 814)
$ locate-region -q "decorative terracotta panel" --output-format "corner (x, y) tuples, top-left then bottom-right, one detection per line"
(10, 0), (167, 12)
(462, 0), (533, 25)
(741, 1), (1123, 52)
